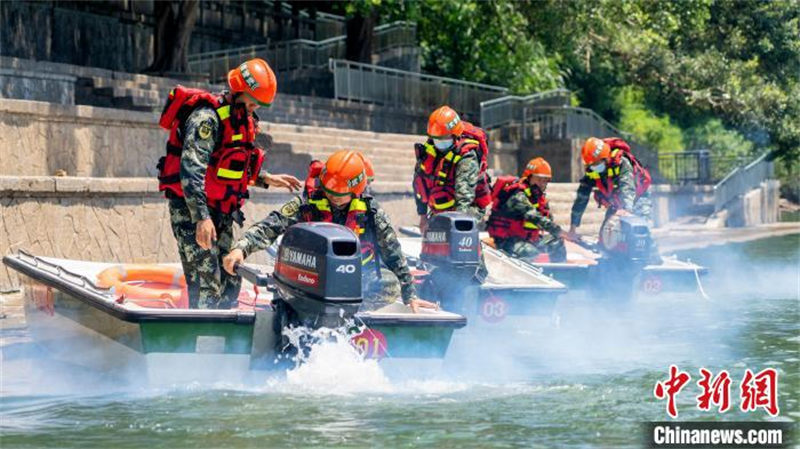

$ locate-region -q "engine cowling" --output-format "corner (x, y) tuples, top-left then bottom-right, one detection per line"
(420, 212), (481, 278)
(599, 215), (651, 263)
(273, 222), (362, 328)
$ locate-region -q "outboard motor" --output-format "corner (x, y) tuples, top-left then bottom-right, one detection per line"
(419, 212), (481, 313)
(420, 212), (481, 278)
(273, 222), (362, 328)
(599, 215), (652, 265)
(590, 214), (653, 301)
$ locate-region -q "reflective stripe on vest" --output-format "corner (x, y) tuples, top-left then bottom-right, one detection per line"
(217, 167), (244, 180)
(308, 196), (373, 265)
(217, 105), (230, 120)
(308, 198), (331, 212)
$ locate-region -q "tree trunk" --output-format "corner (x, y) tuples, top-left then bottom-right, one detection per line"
(345, 9), (376, 64)
(146, 0), (199, 74)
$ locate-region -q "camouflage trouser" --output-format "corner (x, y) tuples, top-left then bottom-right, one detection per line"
(605, 190), (653, 223)
(168, 198), (241, 309)
(358, 268), (398, 312)
(496, 235), (567, 263)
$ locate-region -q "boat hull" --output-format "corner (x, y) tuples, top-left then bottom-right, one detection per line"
(5, 252), (466, 382)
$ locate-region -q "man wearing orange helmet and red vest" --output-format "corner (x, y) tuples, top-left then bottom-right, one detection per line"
(157, 58), (302, 309)
(487, 157), (567, 263)
(413, 106), (492, 232)
(223, 150), (438, 313)
(567, 138), (658, 257)
(303, 152), (375, 199)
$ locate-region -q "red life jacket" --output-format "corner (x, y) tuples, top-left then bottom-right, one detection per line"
(302, 191), (380, 278)
(588, 137), (652, 209)
(303, 160), (325, 199)
(413, 133), (492, 214)
(157, 85), (264, 214)
(487, 176), (551, 242)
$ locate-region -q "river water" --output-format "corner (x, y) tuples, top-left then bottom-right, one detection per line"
(1, 234), (798, 448)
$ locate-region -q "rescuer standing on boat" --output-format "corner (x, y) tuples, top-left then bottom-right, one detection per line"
(412, 106), (492, 280)
(222, 150), (437, 313)
(487, 157), (567, 262)
(413, 106), (491, 230)
(567, 137), (661, 262)
(157, 58), (302, 309)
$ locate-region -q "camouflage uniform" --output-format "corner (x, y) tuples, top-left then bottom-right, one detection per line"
(414, 150), (488, 281)
(414, 151), (485, 223)
(169, 105), (269, 309)
(493, 189), (567, 263)
(570, 157), (653, 227)
(233, 196), (417, 309)
(570, 157), (660, 261)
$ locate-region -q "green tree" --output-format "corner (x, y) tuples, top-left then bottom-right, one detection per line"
(400, 0), (564, 93)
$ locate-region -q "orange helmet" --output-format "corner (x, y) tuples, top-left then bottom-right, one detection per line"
(522, 157), (552, 179)
(356, 152), (375, 184)
(227, 58), (277, 107)
(581, 137), (611, 165)
(320, 150), (367, 197)
(427, 105), (464, 138)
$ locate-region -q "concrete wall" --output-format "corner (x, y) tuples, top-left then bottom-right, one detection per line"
(0, 100), (164, 177)
(0, 98), (430, 179)
(725, 180), (781, 227)
(0, 69), (76, 105)
(0, 176), (417, 289)
(515, 138), (583, 182)
(650, 185), (715, 227)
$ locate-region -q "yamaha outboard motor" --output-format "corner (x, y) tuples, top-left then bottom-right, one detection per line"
(592, 214), (653, 301)
(273, 222), (362, 328)
(420, 212), (481, 277)
(599, 215), (652, 265)
(418, 212), (481, 313)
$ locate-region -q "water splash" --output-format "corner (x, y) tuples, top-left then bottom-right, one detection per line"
(280, 324), (394, 395)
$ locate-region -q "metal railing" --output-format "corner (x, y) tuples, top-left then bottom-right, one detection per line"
(658, 150), (712, 184)
(479, 99), (662, 180)
(188, 21), (417, 81)
(714, 152), (774, 212)
(479, 89), (572, 129)
(509, 105), (659, 177)
(658, 150), (753, 185)
(329, 59), (508, 119)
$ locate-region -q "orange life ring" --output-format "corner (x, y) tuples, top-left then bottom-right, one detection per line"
(97, 264), (188, 309)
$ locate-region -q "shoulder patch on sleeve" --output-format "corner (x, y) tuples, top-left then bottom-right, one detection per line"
(197, 121), (213, 140)
(280, 200), (300, 217)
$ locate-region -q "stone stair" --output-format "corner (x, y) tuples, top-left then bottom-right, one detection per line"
(544, 183), (604, 234)
(262, 122), (422, 184)
(262, 122), (604, 233)
(76, 74), (214, 111)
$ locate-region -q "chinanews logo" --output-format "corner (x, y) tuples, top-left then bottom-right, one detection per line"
(653, 364), (780, 418)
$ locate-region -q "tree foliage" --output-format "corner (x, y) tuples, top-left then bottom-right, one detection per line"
(368, 0), (798, 164)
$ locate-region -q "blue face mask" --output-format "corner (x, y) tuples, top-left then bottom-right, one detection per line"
(591, 162), (607, 173)
(433, 138), (452, 151)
